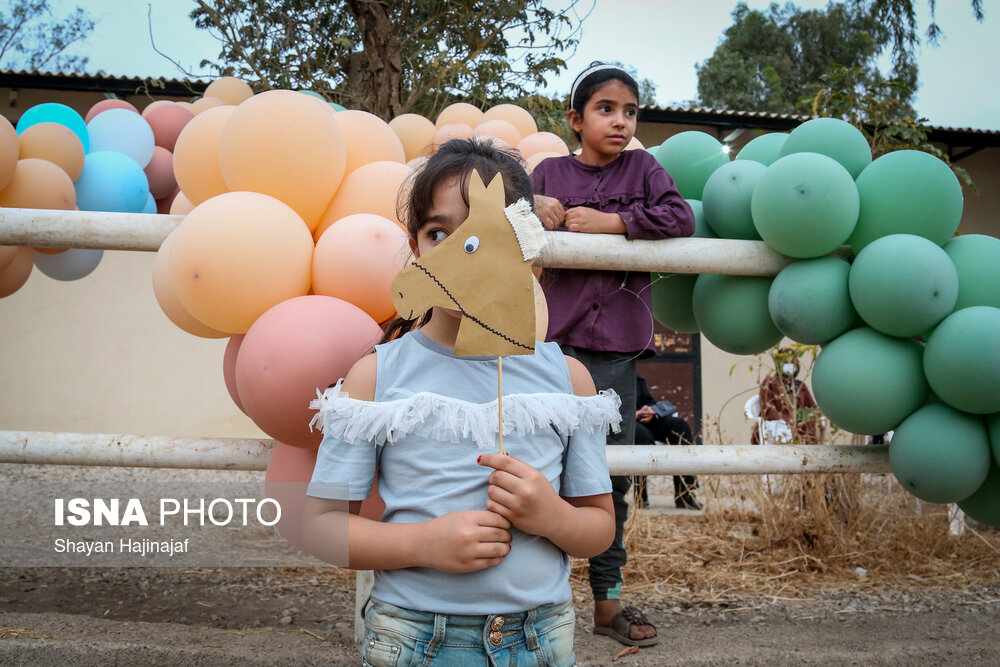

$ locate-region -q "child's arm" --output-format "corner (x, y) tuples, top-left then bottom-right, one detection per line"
(301, 353), (512, 573)
(477, 355), (615, 558)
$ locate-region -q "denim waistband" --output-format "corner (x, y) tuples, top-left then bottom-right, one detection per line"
(369, 598), (572, 629)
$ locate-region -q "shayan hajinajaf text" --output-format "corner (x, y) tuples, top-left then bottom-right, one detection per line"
(53, 538), (190, 557)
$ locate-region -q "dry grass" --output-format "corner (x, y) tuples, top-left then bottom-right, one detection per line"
(569, 471), (1000, 605)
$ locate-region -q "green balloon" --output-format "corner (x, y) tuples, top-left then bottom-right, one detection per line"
(812, 328), (929, 435)
(651, 274), (700, 333)
(943, 234), (1000, 311)
(848, 150), (963, 253)
(735, 132), (787, 166)
(848, 234), (959, 337)
(329, 102), (347, 112)
(924, 306), (1000, 414)
(889, 403), (991, 504)
(655, 131), (730, 200)
(651, 199), (715, 333)
(989, 413), (1000, 468)
(768, 256), (855, 344)
(779, 117), (872, 179)
(702, 160), (766, 239)
(958, 459), (1000, 528)
(692, 274), (781, 354)
(298, 89), (326, 100)
(750, 152), (859, 258)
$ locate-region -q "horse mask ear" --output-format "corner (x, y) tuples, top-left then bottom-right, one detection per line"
(390, 170), (543, 357)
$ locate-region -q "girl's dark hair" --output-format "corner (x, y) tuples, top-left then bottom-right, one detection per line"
(380, 137), (535, 343)
(569, 61), (640, 142)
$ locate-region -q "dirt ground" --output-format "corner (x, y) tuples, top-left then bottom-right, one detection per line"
(1, 566), (999, 665)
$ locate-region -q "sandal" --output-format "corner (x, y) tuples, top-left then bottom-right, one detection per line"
(593, 605), (659, 647)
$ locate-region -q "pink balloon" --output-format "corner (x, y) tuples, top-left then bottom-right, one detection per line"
(264, 443), (318, 550)
(144, 146), (177, 199)
(144, 102), (195, 152)
(235, 295), (383, 449)
(222, 334), (245, 413)
(156, 187), (180, 214)
(85, 99), (139, 124)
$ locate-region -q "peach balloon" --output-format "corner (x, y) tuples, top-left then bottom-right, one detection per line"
(235, 294), (383, 448)
(313, 213), (412, 323)
(144, 145), (177, 199)
(169, 190), (195, 215)
(0, 247), (34, 298)
(176, 101), (194, 111)
(17, 122), (85, 181)
(0, 158), (76, 210)
(152, 229), (228, 338)
(483, 104), (538, 140)
(173, 104), (235, 205)
(190, 96), (226, 115)
(0, 245), (19, 272)
(436, 102), (484, 129)
(388, 113), (437, 162)
(331, 109), (405, 176)
(517, 131), (570, 159)
(625, 136), (645, 151)
(432, 122), (473, 149)
(168, 191), (314, 334)
(525, 150), (562, 174)
(144, 102), (195, 152)
(0, 125), (17, 191)
(314, 160), (411, 239)
(204, 77), (254, 106)
(472, 119), (521, 148)
(219, 90), (347, 231)
(86, 99), (139, 123)
(222, 333), (246, 412)
(264, 443), (319, 549)
(0, 115), (17, 142)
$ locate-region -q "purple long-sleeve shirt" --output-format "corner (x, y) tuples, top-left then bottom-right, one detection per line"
(532, 149), (695, 354)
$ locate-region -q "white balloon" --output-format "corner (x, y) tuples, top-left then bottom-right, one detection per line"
(34, 248), (104, 281)
(86, 108), (155, 168)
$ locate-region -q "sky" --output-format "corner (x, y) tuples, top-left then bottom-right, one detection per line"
(69, 0), (999, 131)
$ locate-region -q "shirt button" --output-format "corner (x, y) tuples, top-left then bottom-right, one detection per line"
(491, 617), (505, 631)
(489, 630), (503, 646)
(592, 303), (599, 311)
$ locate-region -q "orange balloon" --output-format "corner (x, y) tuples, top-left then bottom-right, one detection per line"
(388, 113), (437, 161)
(17, 123), (85, 181)
(314, 160), (411, 239)
(204, 77), (254, 106)
(472, 119), (522, 148)
(0, 247), (33, 298)
(436, 102), (484, 129)
(483, 104), (538, 140)
(432, 122), (473, 150)
(173, 104), (235, 206)
(331, 109), (405, 176)
(625, 136), (645, 151)
(0, 114), (17, 143)
(313, 213), (411, 323)
(86, 99), (139, 123)
(143, 102), (195, 152)
(176, 101), (194, 111)
(169, 190), (195, 215)
(0, 158), (76, 209)
(144, 145), (176, 199)
(219, 90), (347, 231)
(517, 131), (570, 159)
(190, 96), (226, 115)
(168, 191), (315, 333)
(152, 229), (228, 338)
(0, 125), (17, 190)
(525, 150), (563, 174)
(0, 245), (19, 272)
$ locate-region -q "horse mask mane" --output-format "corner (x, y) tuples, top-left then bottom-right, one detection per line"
(391, 170), (547, 357)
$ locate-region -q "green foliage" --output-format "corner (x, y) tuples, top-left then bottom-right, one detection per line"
(0, 0), (94, 73)
(802, 65), (976, 193)
(190, 0), (585, 121)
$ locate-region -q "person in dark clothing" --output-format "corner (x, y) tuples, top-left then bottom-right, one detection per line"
(634, 375), (700, 510)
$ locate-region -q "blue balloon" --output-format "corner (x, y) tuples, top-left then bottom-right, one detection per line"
(16, 103), (89, 152)
(142, 192), (157, 214)
(87, 108), (155, 168)
(74, 151), (150, 213)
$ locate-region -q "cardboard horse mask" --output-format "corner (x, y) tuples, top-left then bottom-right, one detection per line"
(391, 171), (547, 357)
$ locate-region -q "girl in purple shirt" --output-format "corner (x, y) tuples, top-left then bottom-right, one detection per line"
(532, 61), (695, 648)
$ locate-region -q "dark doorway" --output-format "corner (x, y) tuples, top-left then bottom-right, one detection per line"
(637, 325), (702, 442)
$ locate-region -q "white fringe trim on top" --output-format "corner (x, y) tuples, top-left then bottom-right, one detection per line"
(504, 198), (548, 261)
(309, 379), (622, 450)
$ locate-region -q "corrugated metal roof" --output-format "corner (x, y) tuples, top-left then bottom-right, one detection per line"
(0, 68), (211, 86)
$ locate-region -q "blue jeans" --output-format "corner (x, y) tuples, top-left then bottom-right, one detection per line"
(361, 598), (576, 666)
